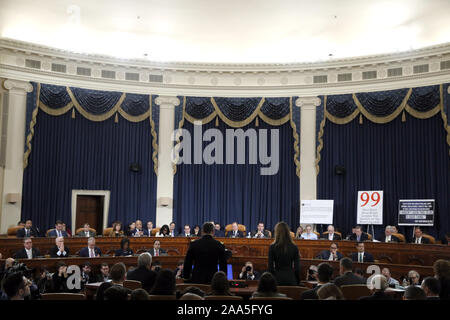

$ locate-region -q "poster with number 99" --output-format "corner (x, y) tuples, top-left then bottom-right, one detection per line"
(357, 191), (383, 225)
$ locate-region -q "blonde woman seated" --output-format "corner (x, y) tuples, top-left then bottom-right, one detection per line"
(251, 272), (287, 298)
(317, 283), (345, 300)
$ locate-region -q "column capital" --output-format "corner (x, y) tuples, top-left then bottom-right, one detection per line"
(3, 79), (33, 94)
(155, 95), (180, 109)
(295, 96), (321, 109)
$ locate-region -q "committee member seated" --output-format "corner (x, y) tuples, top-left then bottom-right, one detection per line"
(359, 275), (393, 300)
(115, 238), (133, 256)
(321, 225), (341, 241)
(76, 223), (96, 237)
(238, 261), (260, 280)
(295, 226), (304, 239)
(143, 221), (154, 237)
(49, 237), (70, 257)
(351, 242), (374, 263)
(382, 268), (399, 287)
(156, 224), (170, 237)
(131, 220), (144, 237)
(79, 237), (102, 257)
(379, 226), (399, 243)
(301, 263), (334, 300)
(251, 272), (287, 298)
(421, 277), (441, 300)
(193, 225), (201, 237)
(316, 243), (343, 261)
(411, 227), (430, 244)
(169, 222), (177, 237)
(179, 224), (193, 237)
(227, 222), (244, 238)
(14, 238), (41, 259)
(249, 222), (271, 238)
(148, 240), (167, 256)
(300, 225), (318, 240)
(47, 220), (69, 238)
(334, 258), (366, 287)
(213, 224), (223, 237)
(127, 253), (157, 293)
(16, 219), (38, 238)
(109, 222), (124, 237)
(348, 225), (370, 242)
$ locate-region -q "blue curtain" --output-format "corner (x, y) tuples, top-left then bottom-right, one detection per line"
(317, 114), (450, 241)
(173, 119), (299, 233)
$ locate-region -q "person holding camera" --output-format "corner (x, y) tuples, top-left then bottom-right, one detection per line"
(238, 261), (260, 280)
(1, 272), (31, 300)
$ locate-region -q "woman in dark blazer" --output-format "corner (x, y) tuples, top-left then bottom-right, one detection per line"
(114, 238), (133, 256)
(268, 222), (301, 286)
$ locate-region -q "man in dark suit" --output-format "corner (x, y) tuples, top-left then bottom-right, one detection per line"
(334, 258), (366, 287)
(316, 243), (343, 261)
(126, 252), (157, 293)
(351, 242), (374, 263)
(49, 237), (70, 257)
(321, 225), (342, 241)
(348, 225), (370, 242)
(379, 226), (400, 243)
(359, 275), (393, 300)
(411, 227), (431, 244)
(79, 237), (102, 257)
(301, 263), (334, 300)
(169, 222), (177, 237)
(148, 240), (167, 256)
(96, 263), (110, 282)
(47, 220), (69, 238)
(16, 220), (39, 238)
(249, 222), (271, 238)
(76, 223), (96, 237)
(179, 224), (193, 237)
(421, 276), (441, 300)
(214, 224), (225, 237)
(227, 222), (244, 238)
(143, 221), (154, 237)
(14, 238), (41, 259)
(183, 222), (227, 284)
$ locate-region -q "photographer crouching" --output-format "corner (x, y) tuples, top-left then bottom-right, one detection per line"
(238, 261), (260, 280)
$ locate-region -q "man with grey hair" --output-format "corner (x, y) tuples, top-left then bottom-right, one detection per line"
(49, 237), (70, 257)
(380, 226), (399, 243)
(321, 225), (341, 241)
(126, 252), (157, 293)
(382, 267), (399, 287)
(79, 237), (102, 257)
(359, 275), (393, 300)
(408, 270), (421, 285)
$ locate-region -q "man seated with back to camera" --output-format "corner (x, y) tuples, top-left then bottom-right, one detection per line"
(301, 262), (334, 300)
(333, 258), (366, 287)
(127, 253), (157, 293)
(96, 262), (131, 300)
(238, 261), (260, 280)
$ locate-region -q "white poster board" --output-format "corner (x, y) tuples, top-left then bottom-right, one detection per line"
(357, 191), (383, 225)
(300, 200), (334, 224)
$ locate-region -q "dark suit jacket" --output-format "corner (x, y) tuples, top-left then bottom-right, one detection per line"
(14, 248), (41, 259)
(268, 242), (301, 286)
(334, 271), (366, 287)
(380, 235), (400, 243)
(227, 230), (244, 238)
(95, 283), (132, 301)
(179, 232), (195, 237)
(78, 246), (102, 257)
(348, 232), (370, 242)
(316, 250), (343, 261)
(47, 230), (69, 238)
(301, 284), (322, 300)
(16, 228), (38, 238)
(351, 251), (374, 263)
(148, 248), (167, 256)
(359, 291), (394, 300)
(143, 229), (154, 237)
(411, 237), (431, 244)
(320, 233), (342, 241)
(183, 235), (227, 284)
(49, 245), (70, 257)
(214, 230), (225, 237)
(76, 230), (97, 237)
(249, 230), (271, 238)
(238, 270), (261, 280)
(126, 266), (157, 293)
(114, 248), (133, 256)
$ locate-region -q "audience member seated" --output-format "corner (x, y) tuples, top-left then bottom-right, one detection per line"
(379, 226), (399, 243)
(130, 288), (149, 300)
(109, 222), (124, 237)
(317, 283), (345, 300)
(180, 292), (204, 300)
(174, 260), (184, 279)
(227, 222), (244, 238)
(156, 224), (170, 237)
(300, 225), (318, 240)
(80, 262), (96, 286)
(354, 268), (366, 281)
(382, 267), (399, 287)
(79, 237), (102, 257)
(47, 220), (69, 238)
(52, 262), (70, 293)
(104, 285), (130, 301)
(359, 275), (392, 300)
(14, 238), (41, 259)
(126, 222), (136, 237)
(96, 262), (129, 300)
(408, 270), (421, 286)
(96, 263), (110, 282)
(207, 271), (233, 296)
(316, 243), (343, 261)
(16, 219), (38, 238)
(2, 272), (31, 300)
(334, 258), (366, 287)
(251, 272), (287, 298)
(143, 221), (154, 237)
(411, 227), (430, 244)
(169, 222), (177, 237)
(49, 237), (70, 257)
(347, 225), (370, 242)
(249, 222), (271, 238)
(214, 224), (224, 237)
(403, 286), (427, 300)
(149, 269), (176, 296)
(115, 238), (133, 256)
(238, 261), (260, 280)
(321, 225), (341, 241)
(127, 253), (157, 293)
(0, 258), (16, 281)
(351, 242), (374, 263)
(433, 259), (450, 299)
(76, 223), (96, 237)
(179, 224), (193, 237)
(148, 240), (167, 257)
(301, 263), (334, 300)
(306, 265), (318, 281)
(421, 276), (441, 300)
(177, 286), (206, 300)
(295, 226), (304, 239)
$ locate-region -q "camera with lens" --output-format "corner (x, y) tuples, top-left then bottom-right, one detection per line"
(245, 266), (252, 272)
(6, 262), (35, 279)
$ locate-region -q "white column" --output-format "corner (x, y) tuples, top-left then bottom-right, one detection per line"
(154, 95), (180, 227)
(296, 96), (322, 216)
(0, 79), (33, 234)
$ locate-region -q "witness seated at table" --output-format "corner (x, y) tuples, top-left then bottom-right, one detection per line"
(96, 262), (129, 300)
(227, 222), (244, 238)
(206, 271), (233, 296)
(379, 226), (399, 243)
(76, 223), (96, 237)
(334, 258), (366, 287)
(156, 224), (170, 237)
(382, 267), (399, 287)
(421, 277), (441, 300)
(96, 263), (110, 282)
(411, 227), (430, 244)
(317, 283), (345, 300)
(301, 263), (334, 300)
(403, 285), (427, 300)
(47, 220), (69, 238)
(316, 243), (343, 261)
(347, 225), (370, 242)
(148, 240), (167, 257)
(127, 253), (157, 293)
(321, 225), (341, 241)
(351, 242), (374, 263)
(16, 219), (38, 238)
(251, 272), (287, 298)
(115, 238), (133, 256)
(109, 222), (124, 237)
(149, 269), (176, 295)
(79, 237), (102, 257)
(14, 238), (41, 259)
(249, 222), (271, 238)
(49, 237), (70, 257)
(359, 275), (393, 300)
(300, 225), (318, 240)
(238, 261), (260, 280)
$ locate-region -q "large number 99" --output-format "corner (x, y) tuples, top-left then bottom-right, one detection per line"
(360, 192), (380, 207)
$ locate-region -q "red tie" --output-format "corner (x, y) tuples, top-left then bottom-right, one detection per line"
(155, 250), (159, 256)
